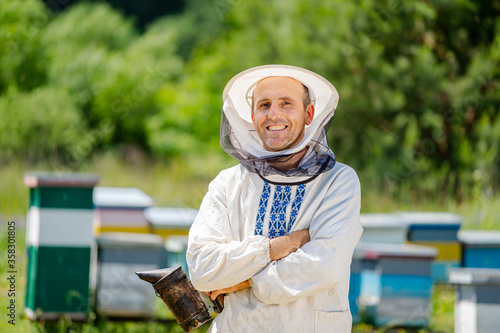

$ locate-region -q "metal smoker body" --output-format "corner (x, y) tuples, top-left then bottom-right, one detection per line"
(136, 266), (213, 332)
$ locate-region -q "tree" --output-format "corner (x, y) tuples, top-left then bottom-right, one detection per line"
(0, 87), (89, 165)
(147, 0), (500, 199)
(0, 0), (48, 93)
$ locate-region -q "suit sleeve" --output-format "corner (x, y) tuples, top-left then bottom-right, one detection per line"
(250, 167), (363, 304)
(186, 170), (271, 292)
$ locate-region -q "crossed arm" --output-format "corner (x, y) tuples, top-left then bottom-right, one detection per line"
(188, 166), (362, 304)
(207, 229), (310, 300)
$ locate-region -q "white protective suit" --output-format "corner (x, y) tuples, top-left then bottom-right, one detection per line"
(187, 65), (363, 332)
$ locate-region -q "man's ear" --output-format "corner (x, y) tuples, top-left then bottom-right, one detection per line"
(305, 104), (315, 126)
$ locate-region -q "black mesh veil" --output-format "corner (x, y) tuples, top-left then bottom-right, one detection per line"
(219, 65), (339, 183)
(220, 112), (336, 179)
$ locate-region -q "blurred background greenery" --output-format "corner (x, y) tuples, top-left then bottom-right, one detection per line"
(0, 0), (499, 332)
(1, 0), (499, 211)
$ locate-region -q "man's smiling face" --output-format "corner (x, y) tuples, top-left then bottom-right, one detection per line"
(251, 76), (314, 152)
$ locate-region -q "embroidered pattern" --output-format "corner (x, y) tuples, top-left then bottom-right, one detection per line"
(288, 184), (306, 233)
(254, 182), (271, 236)
(268, 186), (292, 238)
(254, 182), (306, 238)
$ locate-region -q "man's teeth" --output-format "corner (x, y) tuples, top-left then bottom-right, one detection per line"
(268, 125), (286, 131)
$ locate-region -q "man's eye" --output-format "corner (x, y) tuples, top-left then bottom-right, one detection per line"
(259, 103), (269, 108)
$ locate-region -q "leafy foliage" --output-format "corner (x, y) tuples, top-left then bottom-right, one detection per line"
(0, 86), (87, 164)
(0, 0), (48, 92)
(0, 0), (498, 200)
(147, 0), (500, 199)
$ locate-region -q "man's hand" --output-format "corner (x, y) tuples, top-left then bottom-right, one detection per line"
(269, 229), (310, 261)
(207, 279), (251, 300)
(205, 230), (310, 300)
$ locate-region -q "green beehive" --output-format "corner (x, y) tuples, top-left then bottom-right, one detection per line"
(24, 172), (99, 320)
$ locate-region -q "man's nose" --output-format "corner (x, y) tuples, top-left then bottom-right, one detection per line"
(268, 102), (282, 120)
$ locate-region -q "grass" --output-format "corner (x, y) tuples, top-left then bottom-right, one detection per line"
(429, 285), (455, 333)
(0, 151), (238, 217)
(359, 177), (500, 231)
(1, 152), (498, 332)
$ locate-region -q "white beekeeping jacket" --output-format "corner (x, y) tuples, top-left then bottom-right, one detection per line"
(187, 161), (362, 333)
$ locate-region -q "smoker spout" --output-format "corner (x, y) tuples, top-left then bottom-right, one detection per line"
(135, 267), (177, 284)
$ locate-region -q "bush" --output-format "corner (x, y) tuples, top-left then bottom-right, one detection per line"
(92, 17), (184, 146)
(0, 86), (92, 165)
(0, 0), (49, 93)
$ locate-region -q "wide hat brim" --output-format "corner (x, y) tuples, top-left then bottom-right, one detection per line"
(222, 64), (339, 124)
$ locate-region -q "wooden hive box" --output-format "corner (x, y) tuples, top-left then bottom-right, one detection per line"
(354, 242), (437, 327)
(458, 230), (500, 269)
(450, 268), (500, 333)
(95, 232), (163, 319)
(24, 171), (99, 321)
(398, 211), (463, 282)
(93, 187), (154, 234)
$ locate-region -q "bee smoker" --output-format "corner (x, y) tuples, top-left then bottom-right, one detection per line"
(136, 266), (223, 332)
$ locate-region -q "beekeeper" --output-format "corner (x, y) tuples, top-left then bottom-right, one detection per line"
(187, 65), (363, 332)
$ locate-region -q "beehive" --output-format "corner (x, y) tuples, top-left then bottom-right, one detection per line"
(359, 213), (408, 244)
(95, 232), (163, 318)
(24, 171), (98, 320)
(93, 187), (154, 234)
(354, 242), (437, 327)
(450, 268), (500, 333)
(458, 230), (500, 269)
(399, 211), (462, 282)
(145, 207), (198, 238)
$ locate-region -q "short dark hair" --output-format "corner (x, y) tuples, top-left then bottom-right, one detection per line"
(301, 84), (311, 108)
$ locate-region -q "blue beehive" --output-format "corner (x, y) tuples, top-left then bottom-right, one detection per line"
(354, 242), (437, 327)
(351, 214), (407, 323)
(164, 235), (189, 275)
(458, 230), (500, 269)
(350, 253), (363, 324)
(398, 211), (463, 282)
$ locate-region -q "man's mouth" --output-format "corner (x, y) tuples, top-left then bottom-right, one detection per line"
(267, 125), (287, 131)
